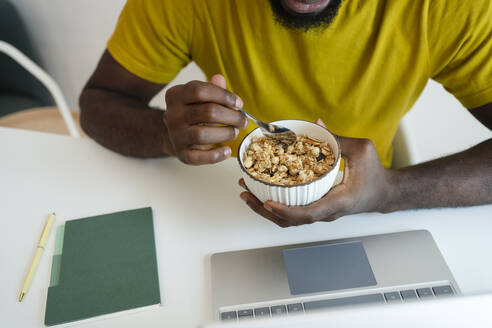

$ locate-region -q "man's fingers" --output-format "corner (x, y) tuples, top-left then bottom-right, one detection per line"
(210, 74), (227, 89)
(239, 180), (287, 226)
(238, 179), (290, 227)
(337, 135), (357, 153)
(240, 192), (290, 228)
(313, 118), (362, 157)
(180, 80), (243, 109)
(264, 184), (352, 223)
(264, 200), (321, 224)
(238, 178), (248, 190)
(179, 146), (231, 165)
(314, 117), (363, 160)
(241, 176), (342, 225)
(337, 136), (378, 164)
(187, 103), (247, 128)
(315, 118), (326, 127)
(183, 125), (238, 145)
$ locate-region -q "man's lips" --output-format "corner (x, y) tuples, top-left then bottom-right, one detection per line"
(281, 0), (331, 14)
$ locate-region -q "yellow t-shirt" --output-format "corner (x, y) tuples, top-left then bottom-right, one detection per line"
(107, 0), (492, 168)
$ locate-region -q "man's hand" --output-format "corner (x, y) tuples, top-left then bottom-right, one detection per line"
(81, 50), (248, 159)
(239, 119), (392, 227)
(164, 74), (248, 165)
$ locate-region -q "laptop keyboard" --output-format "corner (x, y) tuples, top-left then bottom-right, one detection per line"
(220, 285), (455, 321)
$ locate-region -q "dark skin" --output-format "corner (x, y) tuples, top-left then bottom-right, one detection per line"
(80, 50), (247, 161)
(80, 50), (492, 227)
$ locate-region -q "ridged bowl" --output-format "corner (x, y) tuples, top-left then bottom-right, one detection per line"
(238, 120), (341, 206)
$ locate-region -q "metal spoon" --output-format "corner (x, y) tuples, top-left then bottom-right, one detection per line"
(239, 109), (297, 145)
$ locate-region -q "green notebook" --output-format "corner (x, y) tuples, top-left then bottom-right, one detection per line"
(45, 207), (161, 326)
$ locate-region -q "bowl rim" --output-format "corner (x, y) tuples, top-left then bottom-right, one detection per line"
(237, 119), (341, 189)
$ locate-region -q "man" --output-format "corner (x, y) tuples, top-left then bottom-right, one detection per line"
(80, 0), (492, 227)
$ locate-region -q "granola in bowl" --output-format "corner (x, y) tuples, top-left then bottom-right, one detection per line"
(243, 135), (335, 186)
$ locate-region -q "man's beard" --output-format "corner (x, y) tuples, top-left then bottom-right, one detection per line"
(268, 0), (343, 31)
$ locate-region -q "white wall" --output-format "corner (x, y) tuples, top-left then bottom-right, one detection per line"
(404, 81), (491, 163)
(11, 0), (491, 164)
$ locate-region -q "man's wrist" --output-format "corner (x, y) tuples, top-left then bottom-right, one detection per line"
(377, 168), (403, 214)
(160, 110), (177, 157)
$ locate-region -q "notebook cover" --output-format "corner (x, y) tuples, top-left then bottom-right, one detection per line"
(45, 207), (160, 326)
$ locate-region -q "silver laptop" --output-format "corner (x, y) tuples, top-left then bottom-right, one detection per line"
(211, 230), (460, 321)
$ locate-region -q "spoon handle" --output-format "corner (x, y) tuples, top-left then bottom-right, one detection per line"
(239, 109), (258, 124)
(239, 109), (269, 131)
(238, 109), (296, 145)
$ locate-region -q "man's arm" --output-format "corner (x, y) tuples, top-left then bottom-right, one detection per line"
(240, 105), (492, 227)
(79, 50), (170, 158)
(80, 50), (247, 162)
(384, 102), (492, 212)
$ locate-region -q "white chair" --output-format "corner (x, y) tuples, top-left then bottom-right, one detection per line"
(0, 40), (79, 138)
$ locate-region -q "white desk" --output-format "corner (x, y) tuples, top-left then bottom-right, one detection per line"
(1, 127), (491, 327)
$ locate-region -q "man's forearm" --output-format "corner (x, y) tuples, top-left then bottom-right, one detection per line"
(383, 138), (492, 212)
(80, 88), (173, 158)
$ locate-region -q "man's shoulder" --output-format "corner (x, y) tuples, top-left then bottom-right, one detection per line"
(427, 0), (492, 21)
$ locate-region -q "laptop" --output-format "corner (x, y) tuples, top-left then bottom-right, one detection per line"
(210, 230), (460, 321)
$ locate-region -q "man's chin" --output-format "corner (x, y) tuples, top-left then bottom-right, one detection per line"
(281, 0), (331, 15)
(269, 0), (343, 31)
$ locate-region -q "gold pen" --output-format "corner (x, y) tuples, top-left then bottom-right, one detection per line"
(19, 213), (55, 302)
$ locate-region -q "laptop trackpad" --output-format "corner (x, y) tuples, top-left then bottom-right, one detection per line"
(282, 242), (377, 295)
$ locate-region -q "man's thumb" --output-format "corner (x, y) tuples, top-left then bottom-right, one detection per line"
(315, 118), (352, 156)
(315, 118), (326, 127)
(210, 73), (227, 89)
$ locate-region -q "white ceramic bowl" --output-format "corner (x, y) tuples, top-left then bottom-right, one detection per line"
(238, 120), (341, 206)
